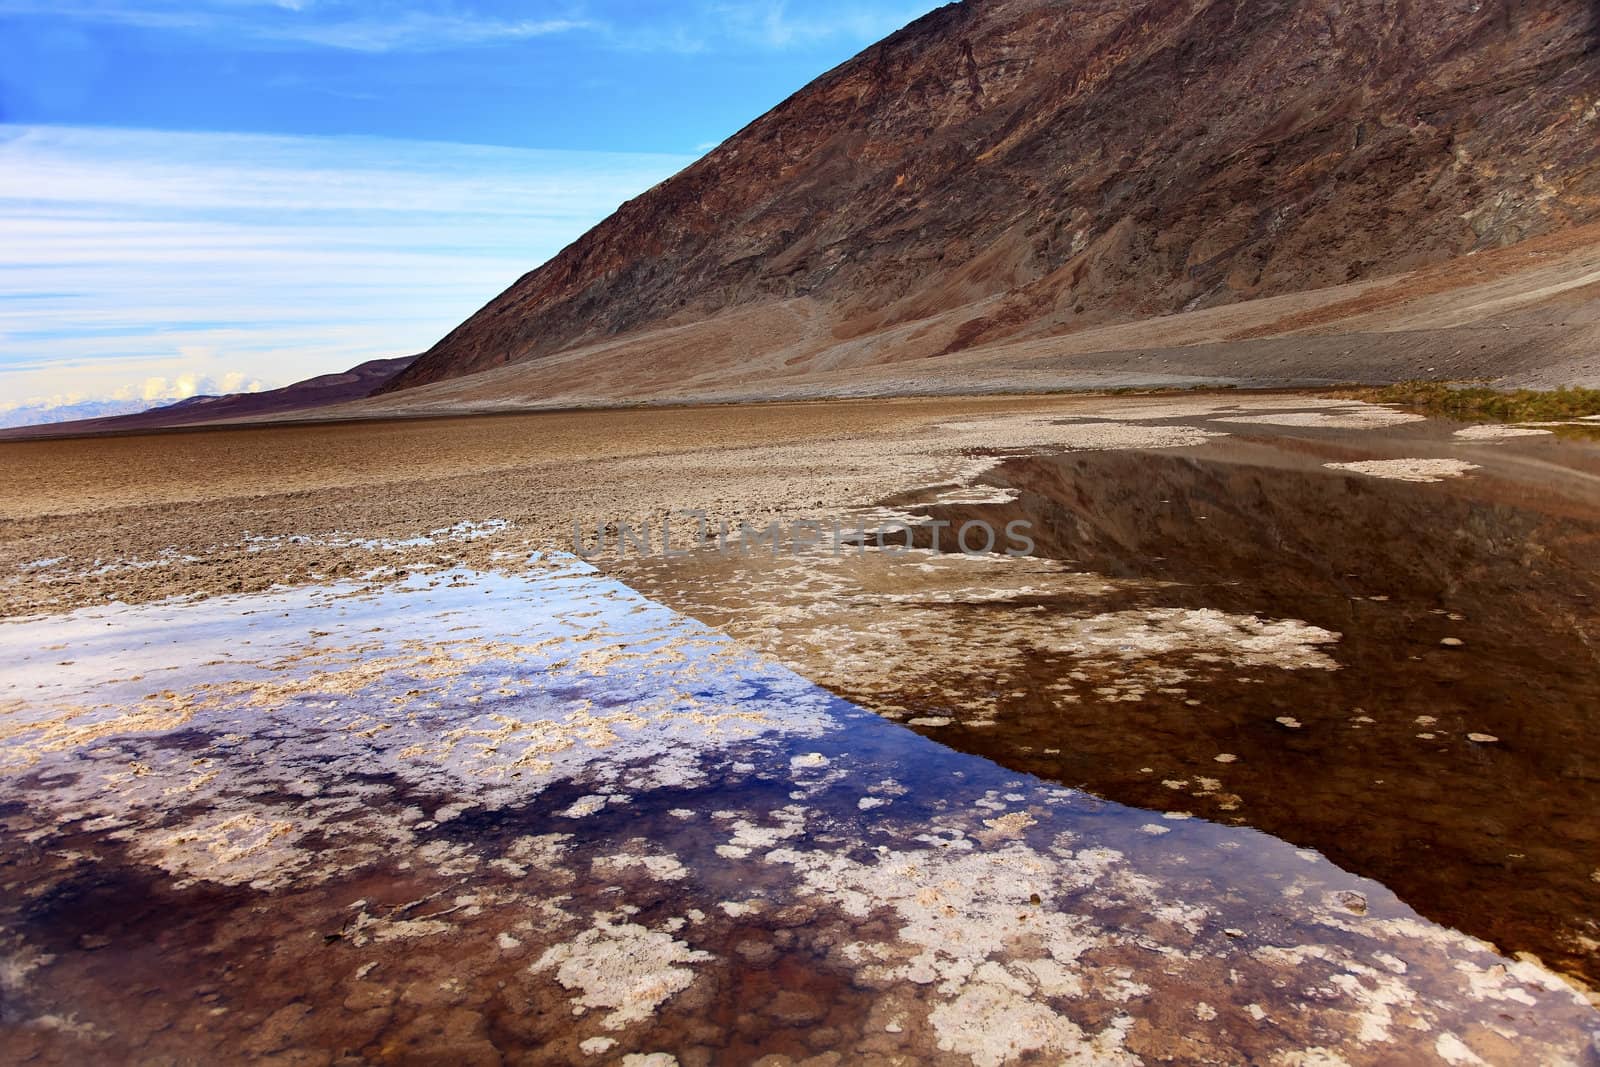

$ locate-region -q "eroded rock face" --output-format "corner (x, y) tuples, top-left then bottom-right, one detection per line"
(388, 0), (1600, 391)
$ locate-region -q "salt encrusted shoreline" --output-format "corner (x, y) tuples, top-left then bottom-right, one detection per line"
(4, 395), (1596, 1063)
(1, 560), (1596, 1063)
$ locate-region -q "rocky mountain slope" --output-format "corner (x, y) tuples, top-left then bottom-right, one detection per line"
(385, 0), (1600, 396)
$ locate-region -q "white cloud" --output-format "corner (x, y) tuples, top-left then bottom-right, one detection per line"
(0, 124), (692, 406)
(136, 369), (269, 403)
(0, 369), (272, 428)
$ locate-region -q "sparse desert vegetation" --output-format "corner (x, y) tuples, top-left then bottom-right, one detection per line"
(1350, 381), (1600, 425)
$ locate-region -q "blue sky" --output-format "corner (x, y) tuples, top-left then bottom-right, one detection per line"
(0, 0), (941, 412)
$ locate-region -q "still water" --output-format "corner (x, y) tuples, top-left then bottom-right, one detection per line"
(1, 552), (1596, 1063)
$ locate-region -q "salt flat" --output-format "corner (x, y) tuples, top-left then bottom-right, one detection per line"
(3, 393), (1599, 1063)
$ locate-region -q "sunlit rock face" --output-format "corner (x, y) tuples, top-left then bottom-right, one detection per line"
(1, 559), (1597, 1063)
(388, 0), (1600, 393)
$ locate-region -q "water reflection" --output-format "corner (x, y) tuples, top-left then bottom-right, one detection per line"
(911, 446), (1600, 989)
(1, 561), (1594, 1062)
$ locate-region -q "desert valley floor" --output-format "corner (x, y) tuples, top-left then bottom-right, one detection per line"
(2, 391), (1599, 1064)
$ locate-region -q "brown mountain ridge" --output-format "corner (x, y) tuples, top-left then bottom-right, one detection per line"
(383, 0), (1600, 398)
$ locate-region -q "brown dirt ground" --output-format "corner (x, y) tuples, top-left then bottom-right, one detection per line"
(0, 392), (1177, 617)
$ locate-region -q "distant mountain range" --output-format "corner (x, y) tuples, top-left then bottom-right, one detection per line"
(0, 357), (416, 439)
(0, 397), (168, 430)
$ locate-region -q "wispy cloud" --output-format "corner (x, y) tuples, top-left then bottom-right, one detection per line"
(0, 1), (598, 53)
(0, 0), (937, 54)
(0, 124), (692, 406)
(701, 1), (937, 50)
(260, 13), (597, 53)
(573, 2), (943, 55)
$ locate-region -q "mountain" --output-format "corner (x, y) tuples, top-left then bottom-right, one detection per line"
(0, 356), (416, 439)
(383, 0), (1600, 399)
(0, 397), (164, 430)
